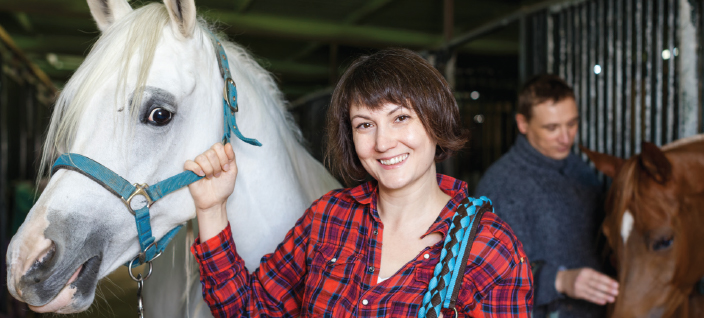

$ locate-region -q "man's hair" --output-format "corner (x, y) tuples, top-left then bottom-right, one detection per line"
(517, 74), (575, 121)
(325, 48), (469, 186)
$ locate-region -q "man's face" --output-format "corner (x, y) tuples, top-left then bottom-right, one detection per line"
(516, 97), (579, 160)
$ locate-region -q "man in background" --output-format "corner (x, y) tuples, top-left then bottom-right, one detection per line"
(475, 74), (618, 317)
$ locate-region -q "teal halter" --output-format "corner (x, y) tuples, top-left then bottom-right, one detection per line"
(50, 32), (261, 270)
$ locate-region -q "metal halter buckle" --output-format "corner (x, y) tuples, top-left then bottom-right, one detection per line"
(128, 256), (154, 282)
(122, 184), (154, 215)
(223, 77), (238, 113)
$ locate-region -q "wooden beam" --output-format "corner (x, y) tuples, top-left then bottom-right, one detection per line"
(289, 0), (396, 61)
(0, 25), (55, 93)
(0, 0), (442, 48)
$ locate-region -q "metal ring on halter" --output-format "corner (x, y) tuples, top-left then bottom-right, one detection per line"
(128, 257), (153, 282)
(122, 184), (154, 216)
(453, 307), (458, 318)
(136, 241), (164, 264)
(223, 78), (238, 112)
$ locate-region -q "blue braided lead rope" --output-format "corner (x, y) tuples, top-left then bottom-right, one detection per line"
(419, 196), (493, 318)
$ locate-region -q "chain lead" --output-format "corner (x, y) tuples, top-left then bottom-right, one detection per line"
(136, 274), (144, 318)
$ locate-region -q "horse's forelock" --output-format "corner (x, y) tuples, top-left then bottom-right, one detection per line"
(38, 3), (173, 183)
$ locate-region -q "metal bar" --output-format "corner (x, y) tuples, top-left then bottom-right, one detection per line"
(547, 11), (555, 73)
(0, 49), (7, 316)
(589, 1), (597, 151)
(444, 0), (454, 41)
(597, 0), (605, 153)
(635, 0), (642, 153)
(645, 0), (653, 143)
(667, 0), (676, 143)
(678, 0), (699, 138)
(625, 0), (632, 158)
(581, 3), (589, 150)
(615, 0), (623, 157)
(559, 11), (566, 78)
(566, 7), (574, 85)
(445, 0), (589, 51)
(655, 0), (664, 145)
(520, 16), (527, 83)
(606, 0), (614, 154)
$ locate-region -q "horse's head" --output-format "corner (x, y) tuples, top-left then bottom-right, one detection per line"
(583, 138), (704, 317)
(6, 0), (230, 312)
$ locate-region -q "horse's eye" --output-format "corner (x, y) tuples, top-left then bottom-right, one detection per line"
(148, 108), (173, 126)
(652, 236), (674, 251)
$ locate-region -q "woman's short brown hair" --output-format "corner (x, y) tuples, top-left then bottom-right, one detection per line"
(325, 48), (469, 185)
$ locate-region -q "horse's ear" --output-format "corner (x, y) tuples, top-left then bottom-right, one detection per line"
(640, 142), (672, 184)
(87, 0), (133, 32)
(579, 145), (624, 178)
(164, 0), (197, 39)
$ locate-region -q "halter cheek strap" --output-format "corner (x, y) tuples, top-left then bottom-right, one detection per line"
(52, 154), (202, 266)
(208, 30), (262, 147)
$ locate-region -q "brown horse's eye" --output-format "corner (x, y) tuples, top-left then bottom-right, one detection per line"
(652, 236), (673, 251)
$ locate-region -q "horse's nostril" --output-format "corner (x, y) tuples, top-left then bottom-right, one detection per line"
(34, 278), (40, 283)
(33, 240), (56, 270)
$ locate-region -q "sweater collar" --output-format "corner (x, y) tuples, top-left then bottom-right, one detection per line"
(513, 134), (568, 171)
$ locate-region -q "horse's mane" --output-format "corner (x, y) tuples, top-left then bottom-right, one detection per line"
(38, 3), (305, 184)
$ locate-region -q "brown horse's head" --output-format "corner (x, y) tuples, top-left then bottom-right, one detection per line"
(582, 136), (704, 318)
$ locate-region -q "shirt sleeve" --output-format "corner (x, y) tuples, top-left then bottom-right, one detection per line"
(533, 261), (564, 306)
(190, 200), (319, 318)
(455, 212), (534, 317)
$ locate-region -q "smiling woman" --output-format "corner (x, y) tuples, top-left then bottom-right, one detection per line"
(185, 48), (534, 317)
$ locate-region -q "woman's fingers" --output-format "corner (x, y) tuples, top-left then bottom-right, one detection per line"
(183, 160), (204, 176)
(195, 153), (214, 178)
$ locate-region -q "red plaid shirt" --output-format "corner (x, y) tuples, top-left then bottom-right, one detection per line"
(192, 174), (533, 317)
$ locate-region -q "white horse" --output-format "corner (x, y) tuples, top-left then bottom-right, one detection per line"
(5, 0), (340, 316)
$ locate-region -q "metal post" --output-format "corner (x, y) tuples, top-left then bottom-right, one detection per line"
(666, 0), (676, 143)
(615, 0), (624, 157)
(625, 0), (633, 158)
(596, 0), (604, 153)
(635, 0), (642, 153)
(655, 0), (664, 145)
(589, 1), (597, 151)
(645, 0), (653, 143)
(678, 0), (698, 138)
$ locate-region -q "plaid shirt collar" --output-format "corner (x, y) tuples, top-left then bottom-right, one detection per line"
(347, 173), (469, 240)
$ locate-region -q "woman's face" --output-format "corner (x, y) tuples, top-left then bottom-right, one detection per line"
(350, 102), (438, 191)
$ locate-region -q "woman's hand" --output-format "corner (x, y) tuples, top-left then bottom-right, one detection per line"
(184, 142), (237, 240)
(555, 267), (619, 305)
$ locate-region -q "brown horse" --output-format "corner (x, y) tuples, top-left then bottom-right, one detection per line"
(582, 135), (704, 317)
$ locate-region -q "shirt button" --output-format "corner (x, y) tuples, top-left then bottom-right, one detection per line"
(330, 258), (337, 263)
(424, 253), (430, 259)
(368, 266), (374, 273)
(362, 299), (369, 305)
(373, 230), (378, 235)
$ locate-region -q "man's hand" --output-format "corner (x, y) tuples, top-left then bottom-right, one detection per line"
(555, 267), (619, 305)
(184, 142), (237, 240)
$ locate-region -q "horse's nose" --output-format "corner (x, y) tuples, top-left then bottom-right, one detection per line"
(19, 240), (58, 289)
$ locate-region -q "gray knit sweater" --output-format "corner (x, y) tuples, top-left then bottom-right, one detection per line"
(475, 134), (606, 318)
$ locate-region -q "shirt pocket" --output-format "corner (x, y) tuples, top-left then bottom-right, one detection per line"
(303, 243), (361, 317)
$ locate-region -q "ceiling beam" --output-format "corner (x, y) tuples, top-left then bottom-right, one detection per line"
(289, 0), (396, 61)
(0, 0), (443, 48)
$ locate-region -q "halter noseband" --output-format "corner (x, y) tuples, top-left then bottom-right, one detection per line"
(50, 32), (261, 270)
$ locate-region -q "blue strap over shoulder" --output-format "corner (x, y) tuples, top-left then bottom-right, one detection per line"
(419, 196), (493, 318)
